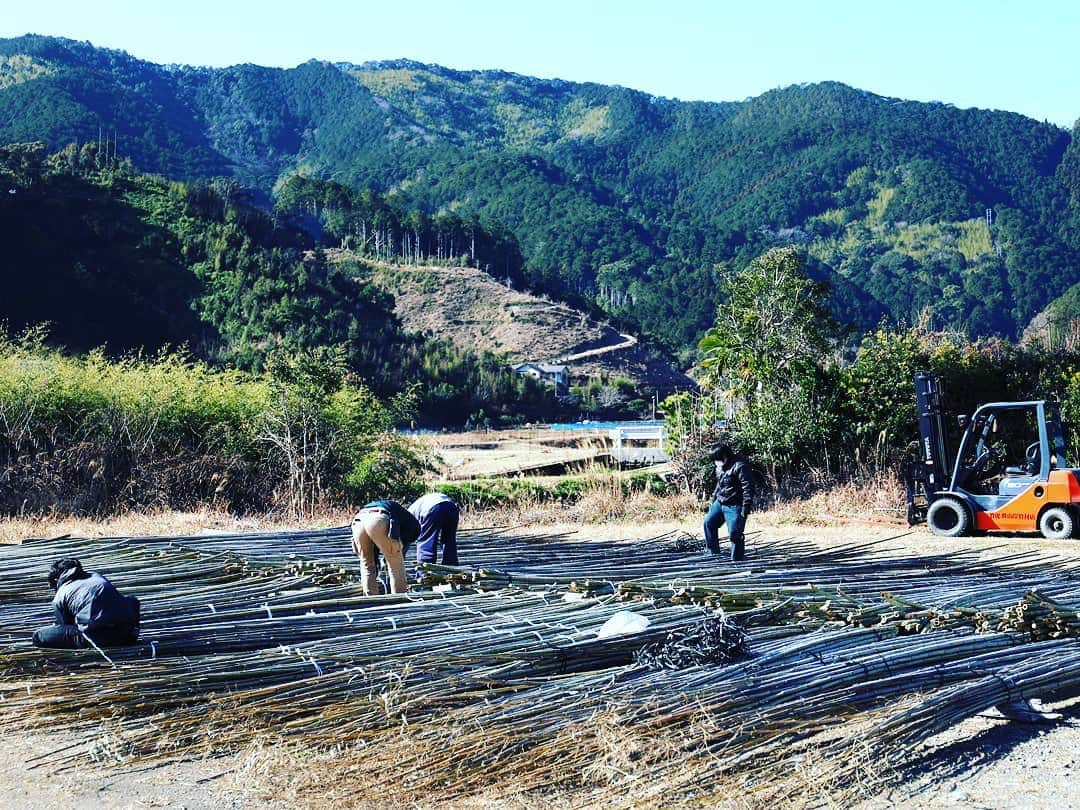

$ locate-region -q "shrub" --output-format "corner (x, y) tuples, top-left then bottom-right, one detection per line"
(0, 330), (424, 517)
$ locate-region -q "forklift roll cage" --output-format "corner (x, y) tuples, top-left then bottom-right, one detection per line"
(906, 372), (1080, 538)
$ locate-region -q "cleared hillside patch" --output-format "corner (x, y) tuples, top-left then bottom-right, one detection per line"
(358, 259), (694, 392)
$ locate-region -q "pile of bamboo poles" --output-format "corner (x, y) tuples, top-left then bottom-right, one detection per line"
(0, 526), (1076, 805)
(995, 589), (1080, 639)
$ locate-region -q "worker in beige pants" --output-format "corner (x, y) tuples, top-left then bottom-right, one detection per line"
(351, 501), (417, 595)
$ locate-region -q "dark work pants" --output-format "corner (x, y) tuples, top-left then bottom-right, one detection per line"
(416, 501), (460, 573)
(32, 623), (138, 649)
(704, 501), (747, 561)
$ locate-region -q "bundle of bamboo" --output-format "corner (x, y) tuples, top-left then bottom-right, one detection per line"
(0, 526), (1075, 806)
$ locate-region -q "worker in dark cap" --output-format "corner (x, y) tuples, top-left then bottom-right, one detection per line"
(703, 443), (754, 561)
(33, 559), (140, 648)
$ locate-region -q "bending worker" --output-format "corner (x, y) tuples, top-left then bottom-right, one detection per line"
(703, 443), (754, 561)
(409, 491), (460, 574)
(351, 499), (419, 595)
(33, 558), (140, 649)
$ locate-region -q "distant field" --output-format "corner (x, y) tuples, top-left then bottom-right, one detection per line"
(422, 427), (615, 478)
(357, 260), (695, 392)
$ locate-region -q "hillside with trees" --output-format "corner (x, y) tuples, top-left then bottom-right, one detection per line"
(2, 35), (1078, 354)
(0, 142), (562, 426)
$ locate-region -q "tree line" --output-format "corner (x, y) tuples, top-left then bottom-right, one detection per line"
(10, 37), (1079, 355)
(668, 247), (1080, 501)
(274, 175), (527, 285)
(0, 142), (559, 427)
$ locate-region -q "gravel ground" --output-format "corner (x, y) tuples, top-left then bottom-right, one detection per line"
(865, 694), (1080, 809)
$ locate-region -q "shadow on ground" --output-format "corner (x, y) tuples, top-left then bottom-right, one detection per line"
(880, 689), (1080, 806)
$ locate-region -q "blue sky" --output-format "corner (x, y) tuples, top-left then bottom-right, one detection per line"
(4, 0), (1077, 127)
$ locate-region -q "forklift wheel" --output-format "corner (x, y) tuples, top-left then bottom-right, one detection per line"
(1038, 507), (1074, 540)
(927, 497), (970, 537)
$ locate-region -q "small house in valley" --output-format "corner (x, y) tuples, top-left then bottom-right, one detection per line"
(511, 362), (569, 392)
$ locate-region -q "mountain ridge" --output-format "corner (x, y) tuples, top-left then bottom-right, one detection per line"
(2, 33), (1079, 351)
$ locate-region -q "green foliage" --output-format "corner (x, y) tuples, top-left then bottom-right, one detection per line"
(698, 247), (835, 395)
(0, 146), (208, 352)
(0, 330), (424, 516)
(435, 478), (572, 511)
(839, 326), (927, 459)
(733, 380), (841, 481)
(5, 37), (1077, 348)
(0, 329), (266, 514)
(696, 247), (841, 484)
(0, 54), (55, 89)
(1056, 371), (1080, 461)
(259, 348), (428, 514)
(569, 375), (639, 416)
(6, 34), (1080, 477)
(836, 322), (1080, 467)
(659, 391), (728, 498)
(275, 175), (525, 282)
(0, 144), (560, 426)
(660, 391), (723, 457)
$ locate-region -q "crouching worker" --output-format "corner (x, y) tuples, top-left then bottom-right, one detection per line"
(351, 500), (420, 595)
(409, 492), (461, 576)
(33, 559), (140, 649)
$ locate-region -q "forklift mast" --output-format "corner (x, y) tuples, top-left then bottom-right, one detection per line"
(906, 372), (950, 524)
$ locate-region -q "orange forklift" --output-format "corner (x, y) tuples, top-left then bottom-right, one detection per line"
(905, 371), (1080, 538)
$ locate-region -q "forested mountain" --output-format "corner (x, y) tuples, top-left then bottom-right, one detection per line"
(3, 34), (1080, 350)
(0, 142), (558, 425)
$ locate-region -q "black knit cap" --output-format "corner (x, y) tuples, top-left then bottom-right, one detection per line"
(709, 444), (733, 461)
(48, 558), (83, 591)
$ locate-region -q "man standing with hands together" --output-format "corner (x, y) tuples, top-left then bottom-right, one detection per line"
(703, 444), (754, 561)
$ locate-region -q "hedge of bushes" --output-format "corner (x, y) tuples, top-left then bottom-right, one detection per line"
(665, 322), (1080, 500)
(0, 330), (425, 516)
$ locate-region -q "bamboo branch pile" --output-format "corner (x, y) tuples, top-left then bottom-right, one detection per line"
(0, 526), (1076, 806)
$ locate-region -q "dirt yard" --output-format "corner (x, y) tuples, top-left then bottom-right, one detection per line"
(0, 513), (1077, 808)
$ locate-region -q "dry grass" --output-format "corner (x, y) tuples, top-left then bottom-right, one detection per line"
(0, 471), (908, 548)
(229, 735), (561, 810)
(464, 486), (699, 529)
(229, 738), (348, 809)
(0, 507), (356, 546)
(225, 704), (847, 810)
(769, 470), (907, 528)
(464, 469), (908, 534)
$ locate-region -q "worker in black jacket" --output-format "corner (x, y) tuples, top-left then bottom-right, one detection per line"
(703, 444), (754, 561)
(33, 559), (140, 648)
